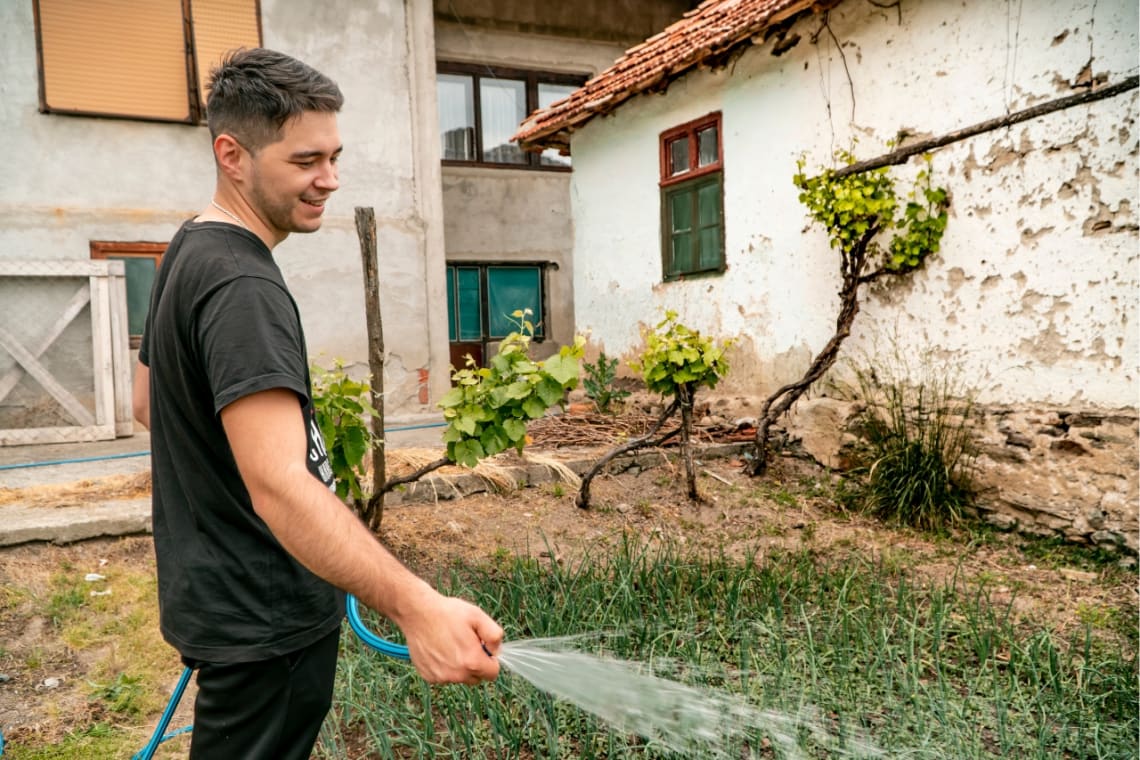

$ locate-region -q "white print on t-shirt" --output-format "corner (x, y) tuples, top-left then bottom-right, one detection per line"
(308, 417), (336, 491)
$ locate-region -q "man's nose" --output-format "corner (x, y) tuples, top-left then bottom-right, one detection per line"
(316, 161), (339, 191)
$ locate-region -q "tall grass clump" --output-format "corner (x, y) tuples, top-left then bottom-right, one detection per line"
(317, 540), (1138, 759)
(838, 344), (979, 531)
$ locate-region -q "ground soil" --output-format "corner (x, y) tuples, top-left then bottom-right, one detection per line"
(1, 436), (1136, 755)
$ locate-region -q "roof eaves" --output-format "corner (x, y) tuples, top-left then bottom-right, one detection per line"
(514, 0), (827, 151)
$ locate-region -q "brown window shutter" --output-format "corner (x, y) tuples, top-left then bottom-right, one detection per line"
(37, 0), (192, 122)
(190, 0), (262, 109)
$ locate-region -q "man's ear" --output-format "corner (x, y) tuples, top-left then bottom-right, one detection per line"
(214, 134), (247, 181)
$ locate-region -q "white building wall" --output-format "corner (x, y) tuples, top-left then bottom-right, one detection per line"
(570, 0), (1138, 409)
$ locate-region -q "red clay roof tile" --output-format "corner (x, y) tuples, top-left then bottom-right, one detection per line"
(513, 0), (827, 151)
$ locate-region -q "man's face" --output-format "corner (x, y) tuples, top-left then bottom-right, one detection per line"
(246, 111), (342, 240)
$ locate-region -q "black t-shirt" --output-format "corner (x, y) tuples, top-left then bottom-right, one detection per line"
(139, 220), (344, 663)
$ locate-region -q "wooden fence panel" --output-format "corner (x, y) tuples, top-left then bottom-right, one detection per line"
(0, 260), (131, 445)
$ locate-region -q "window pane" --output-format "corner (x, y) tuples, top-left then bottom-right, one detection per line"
(697, 126), (718, 167)
(669, 137), (689, 176)
(670, 190), (693, 233)
(538, 83), (577, 167)
(456, 267), (482, 340)
(697, 180), (720, 226)
(487, 267), (542, 337)
(671, 234), (693, 274)
(480, 78), (526, 164)
(698, 227), (722, 270)
(110, 257), (157, 336)
(438, 74), (475, 160)
(446, 268), (457, 341)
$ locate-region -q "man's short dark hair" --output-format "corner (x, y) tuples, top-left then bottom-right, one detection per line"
(206, 48), (344, 153)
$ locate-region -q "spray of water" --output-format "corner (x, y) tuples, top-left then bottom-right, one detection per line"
(498, 636), (884, 759)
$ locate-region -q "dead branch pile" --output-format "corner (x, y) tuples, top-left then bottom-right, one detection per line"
(528, 409), (721, 449)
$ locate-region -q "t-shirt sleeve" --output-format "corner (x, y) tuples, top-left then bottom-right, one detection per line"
(196, 276), (310, 414)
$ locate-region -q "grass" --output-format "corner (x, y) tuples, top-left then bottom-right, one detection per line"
(3, 553), (185, 760)
(318, 540), (1138, 759)
(837, 345), (979, 532)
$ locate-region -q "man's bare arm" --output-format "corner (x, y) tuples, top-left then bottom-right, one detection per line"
(132, 362), (150, 429)
(220, 388), (501, 684)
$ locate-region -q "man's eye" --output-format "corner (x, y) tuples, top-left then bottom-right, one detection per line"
(296, 161), (315, 169)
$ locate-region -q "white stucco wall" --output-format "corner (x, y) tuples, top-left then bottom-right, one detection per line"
(569, 0), (1138, 409)
(1, 0), (447, 415)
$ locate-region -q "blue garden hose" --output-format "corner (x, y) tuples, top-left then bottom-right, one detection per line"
(132, 594), (408, 759)
(346, 593), (410, 660)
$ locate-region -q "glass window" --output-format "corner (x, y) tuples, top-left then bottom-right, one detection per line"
(437, 63), (586, 169)
(669, 138), (690, 176)
(697, 126), (718, 167)
(454, 267), (482, 341)
(446, 264), (546, 366)
(487, 267), (541, 337)
(115, 257), (158, 336)
(438, 74), (475, 161)
(480, 78), (527, 164)
(538, 83), (578, 167)
(659, 114), (724, 280)
(90, 241), (166, 348)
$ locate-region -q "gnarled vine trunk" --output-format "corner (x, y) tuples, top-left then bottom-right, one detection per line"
(748, 225), (882, 476)
(576, 401), (679, 509)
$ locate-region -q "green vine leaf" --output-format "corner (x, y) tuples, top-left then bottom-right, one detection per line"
(440, 310), (585, 467)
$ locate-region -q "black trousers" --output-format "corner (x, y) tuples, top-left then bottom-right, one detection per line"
(184, 626), (341, 760)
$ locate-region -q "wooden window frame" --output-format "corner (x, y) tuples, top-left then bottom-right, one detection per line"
(659, 112), (723, 187)
(437, 62), (586, 172)
(32, 0), (263, 125)
(659, 112), (726, 281)
(90, 241), (166, 348)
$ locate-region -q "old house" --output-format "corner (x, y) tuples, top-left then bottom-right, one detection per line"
(0, 0), (694, 444)
(515, 0), (1139, 550)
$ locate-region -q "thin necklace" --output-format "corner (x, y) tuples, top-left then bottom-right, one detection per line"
(210, 200), (249, 230)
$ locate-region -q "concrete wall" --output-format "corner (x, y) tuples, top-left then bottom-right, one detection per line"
(1, 0), (448, 420)
(435, 0), (698, 44)
(565, 0), (1138, 548)
(435, 22), (631, 359)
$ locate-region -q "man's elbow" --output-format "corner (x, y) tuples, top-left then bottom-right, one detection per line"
(132, 398), (150, 429)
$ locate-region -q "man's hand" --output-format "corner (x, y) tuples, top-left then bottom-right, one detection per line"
(397, 590), (503, 685)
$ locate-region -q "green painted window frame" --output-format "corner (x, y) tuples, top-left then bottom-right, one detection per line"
(446, 263), (547, 343)
(659, 112), (725, 281)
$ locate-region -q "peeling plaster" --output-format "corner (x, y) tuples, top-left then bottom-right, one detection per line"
(568, 0), (1138, 410)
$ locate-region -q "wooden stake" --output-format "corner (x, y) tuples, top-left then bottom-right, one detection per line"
(355, 207), (386, 531)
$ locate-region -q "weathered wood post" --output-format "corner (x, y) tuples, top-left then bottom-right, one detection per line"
(355, 207), (386, 530)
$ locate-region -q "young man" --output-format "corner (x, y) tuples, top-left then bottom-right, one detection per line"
(133, 48), (502, 759)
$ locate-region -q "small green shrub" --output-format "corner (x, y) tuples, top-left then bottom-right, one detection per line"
(311, 360), (378, 505)
(582, 352), (629, 413)
(630, 311), (731, 397)
(440, 310), (584, 468)
(840, 349), (977, 531)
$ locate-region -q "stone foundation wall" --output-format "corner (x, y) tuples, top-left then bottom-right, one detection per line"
(787, 398), (1139, 554)
(578, 390), (1138, 553)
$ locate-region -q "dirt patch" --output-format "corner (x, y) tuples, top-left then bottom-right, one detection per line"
(0, 446), (1135, 753)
